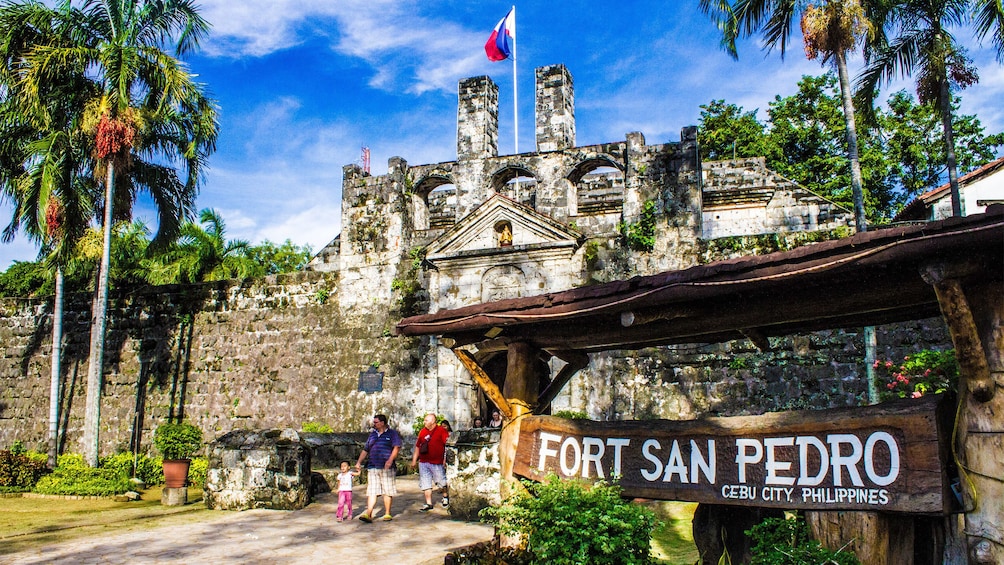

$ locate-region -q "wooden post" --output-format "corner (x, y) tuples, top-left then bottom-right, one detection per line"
(920, 261), (1003, 564)
(956, 279), (1004, 564)
(499, 342), (539, 488)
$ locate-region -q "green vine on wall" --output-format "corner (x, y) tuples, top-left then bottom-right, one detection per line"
(391, 246), (427, 317)
(619, 200), (658, 252)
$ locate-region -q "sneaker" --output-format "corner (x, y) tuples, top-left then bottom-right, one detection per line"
(419, 503), (434, 512)
(381, 514), (393, 521)
(359, 513), (372, 523)
(441, 497), (450, 508)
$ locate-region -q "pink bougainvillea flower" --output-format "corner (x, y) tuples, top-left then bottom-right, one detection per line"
(885, 361), (894, 368)
(911, 391), (923, 398)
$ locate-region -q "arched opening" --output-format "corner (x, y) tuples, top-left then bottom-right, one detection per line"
(413, 175), (456, 230)
(568, 159), (625, 216)
(491, 166), (538, 209)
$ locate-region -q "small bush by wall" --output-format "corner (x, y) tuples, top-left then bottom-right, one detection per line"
(0, 450), (47, 492)
(33, 454), (132, 496)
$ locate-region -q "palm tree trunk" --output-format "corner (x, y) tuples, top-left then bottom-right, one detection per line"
(940, 80), (963, 217)
(835, 50), (867, 233)
(836, 51), (879, 403)
(83, 162), (115, 467)
(47, 267), (64, 468)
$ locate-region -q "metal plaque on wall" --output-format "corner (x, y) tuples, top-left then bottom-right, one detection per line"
(358, 367), (384, 393)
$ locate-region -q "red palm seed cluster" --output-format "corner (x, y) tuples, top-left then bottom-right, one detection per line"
(95, 115), (135, 160)
(45, 197), (64, 241)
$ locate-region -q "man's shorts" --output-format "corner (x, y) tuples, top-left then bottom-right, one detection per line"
(418, 462), (448, 491)
(366, 468), (398, 497)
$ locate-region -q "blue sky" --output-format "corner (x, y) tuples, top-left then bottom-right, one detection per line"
(1, 0), (1002, 269)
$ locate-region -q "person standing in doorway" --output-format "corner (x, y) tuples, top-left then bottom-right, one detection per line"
(355, 414), (402, 522)
(488, 410), (503, 428)
(410, 413), (450, 511)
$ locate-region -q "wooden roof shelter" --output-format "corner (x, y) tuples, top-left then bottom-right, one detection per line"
(398, 206), (1004, 563)
(397, 207), (1002, 354)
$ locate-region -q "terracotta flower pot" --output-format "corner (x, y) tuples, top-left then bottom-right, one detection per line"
(163, 459), (191, 488)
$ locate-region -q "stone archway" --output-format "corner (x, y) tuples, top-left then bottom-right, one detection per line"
(413, 174), (456, 230)
(567, 157), (625, 217)
(490, 166), (538, 209)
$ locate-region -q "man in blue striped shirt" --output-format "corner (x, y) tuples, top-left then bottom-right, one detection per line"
(355, 414), (402, 522)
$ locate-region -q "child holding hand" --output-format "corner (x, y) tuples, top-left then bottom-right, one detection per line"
(335, 460), (359, 521)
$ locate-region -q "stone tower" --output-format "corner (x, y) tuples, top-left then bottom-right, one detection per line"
(456, 76), (499, 161)
(535, 64), (575, 152)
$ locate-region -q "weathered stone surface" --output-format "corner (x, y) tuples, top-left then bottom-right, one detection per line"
(446, 428), (502, 521)
(161, 487), (187, 506)
(204, 428), (312, 511)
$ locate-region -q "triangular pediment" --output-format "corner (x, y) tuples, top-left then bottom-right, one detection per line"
(426, 195), (581, 260)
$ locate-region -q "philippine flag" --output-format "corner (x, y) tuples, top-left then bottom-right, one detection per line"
(485, 7), (515, 61)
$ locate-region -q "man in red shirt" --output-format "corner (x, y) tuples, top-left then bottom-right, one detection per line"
(410, 413), (450, 511)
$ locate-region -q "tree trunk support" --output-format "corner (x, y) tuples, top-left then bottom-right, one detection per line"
(453, 348), (512, 420)
(921, 262), (1003, 564)
(534, 350), (589, 414)
(498, 342), (539, 485)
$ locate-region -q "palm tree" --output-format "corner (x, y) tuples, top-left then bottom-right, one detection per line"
(147, 208), (260, 285)
(973, 0), (1004, 61)
(0, 0), (100, 468)
(859, 0), (979, 217)
(20, 0), (218, 465)
(701, 0), (873, 232)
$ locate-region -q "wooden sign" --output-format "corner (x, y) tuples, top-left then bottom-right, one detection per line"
(513, 395), (953, 514)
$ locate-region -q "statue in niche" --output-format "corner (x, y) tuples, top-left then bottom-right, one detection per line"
(497, 221), (513, 247)
(482, 265), (524, 302)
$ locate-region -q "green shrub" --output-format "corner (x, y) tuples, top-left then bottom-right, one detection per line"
(877, 349), (959, 401)
(411, 413), (447, 435)
(99, 452), (164, 485)
(552, 410), (589, 420)
(747, 516), (859, 565)
(34, 454), (132, 496)
(153, 422), (203, 459)
(0, 450), (48, 491)
(481, 475), (658, 564)
(301, 422), (334, 433)
(187, 457), (208, 488)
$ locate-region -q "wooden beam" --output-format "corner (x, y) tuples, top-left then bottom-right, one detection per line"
(921, 263), (994, 402)
(535, 350), (590, 414)
(452, 348), (513, 420)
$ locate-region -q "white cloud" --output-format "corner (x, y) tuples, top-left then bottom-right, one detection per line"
(199, 0), (489, 94)
(198, 1), (342, 57)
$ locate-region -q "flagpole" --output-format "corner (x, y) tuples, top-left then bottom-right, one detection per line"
(511, 5), (518, 157)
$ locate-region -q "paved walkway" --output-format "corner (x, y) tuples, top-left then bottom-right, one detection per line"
(2, 476), (494, 565)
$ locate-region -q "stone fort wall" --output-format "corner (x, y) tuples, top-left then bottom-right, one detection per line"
(1, 269), (950, 455)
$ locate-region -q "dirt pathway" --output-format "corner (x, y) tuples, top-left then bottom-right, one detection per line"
(1, 476), (493, 565)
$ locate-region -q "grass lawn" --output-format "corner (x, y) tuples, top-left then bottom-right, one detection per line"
(0, 487), (211, 555)
(646, 500), (700, 564)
